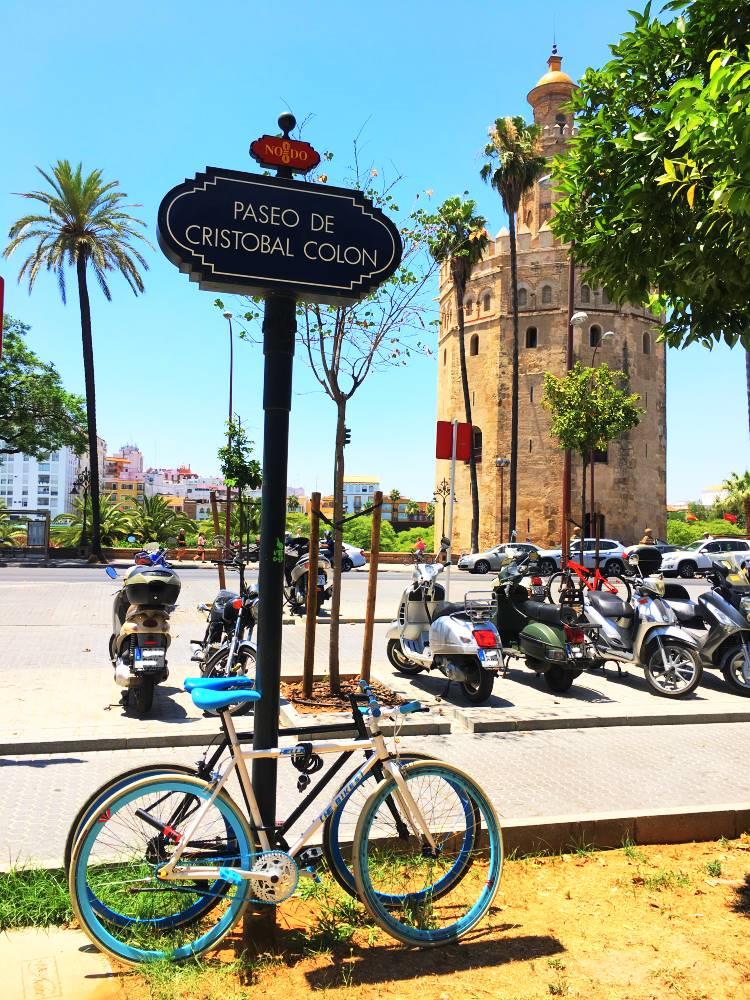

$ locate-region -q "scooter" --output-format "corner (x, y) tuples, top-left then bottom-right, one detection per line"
(494, 550), (601, 693)
(385, 542), (502, 703)
(105, 543), (181, 716)
(664, 560), (750, 695)
(283, 535), (332, 614)
(580, 552), (702, 697)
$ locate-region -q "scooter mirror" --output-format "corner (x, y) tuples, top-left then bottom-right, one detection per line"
(439, 536), (450, 552)
(105, 566), (118, 580)
(628, 553), (640, 566)
(126, 535), (137, 543)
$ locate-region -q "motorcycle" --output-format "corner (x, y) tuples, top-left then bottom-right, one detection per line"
(664, 559), (750, 695)
(385, 542), (502, 703)
(580, 552), (703, 697)
(493, 550), (601, 693)
(105, 542), (181, 716)
(283, 534), (332, 614)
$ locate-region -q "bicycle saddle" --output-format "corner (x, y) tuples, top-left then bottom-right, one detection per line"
(190, 687), (261, 712)
(184, 675), (255, 692)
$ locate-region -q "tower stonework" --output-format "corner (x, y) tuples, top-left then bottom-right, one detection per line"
(436, 51), (667, 552)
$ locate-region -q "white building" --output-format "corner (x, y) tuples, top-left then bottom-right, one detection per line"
(0, 446), (80, 519)
(342, 476), (380, 514)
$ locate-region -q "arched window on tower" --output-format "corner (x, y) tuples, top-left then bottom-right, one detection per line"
(601, 288), (611, 305)
(483, 292), (491, 313)
(589, 325), (602, 348)
(643, 331), (651, 355)
(581, 284), (591, 304)
(525, 327), (538, 349)
(541, 285), (552, 305)
(469, 334), (479, 357)
(518, 288), (528, 307)
(465, 298), (473, 317)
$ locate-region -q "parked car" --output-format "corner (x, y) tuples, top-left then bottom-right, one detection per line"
(342, 543), (366, 572)
(624, 539), (676, 560)
(458, 542), (539, 574)
(534, 538), (629, 577)
(659, 538), (750, 578)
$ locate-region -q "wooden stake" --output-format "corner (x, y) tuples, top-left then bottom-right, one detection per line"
(209, 490), (225, 589)
(360, 490), (382, 682)
(303, 491), (321, 698)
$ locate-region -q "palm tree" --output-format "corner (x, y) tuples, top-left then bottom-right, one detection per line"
(405, 499), (420, 520)
(722, 471), (750, 530)
(287, 495), (301, 513)
(481, 117), (547, 542)
(52, 495), (131, 547)
(0, 501), (24, 547)
(426, 197), (489, 552)
(125, 495), (194, 544)
(3, 161), (150, 560)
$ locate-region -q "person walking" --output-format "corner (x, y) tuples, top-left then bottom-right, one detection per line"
(639, 528), (655, 545)
(175, 528), (187, 562)
(196, 531), (206, 562)
(414, 536), (426, 558)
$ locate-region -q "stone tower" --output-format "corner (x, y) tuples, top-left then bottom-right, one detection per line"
(435, 50), (667, 552)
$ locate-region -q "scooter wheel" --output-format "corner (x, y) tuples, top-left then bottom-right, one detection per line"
(386, 639), (423, 675)
(721, 643), (750, 696)
(543, 665), (578, 694)
(128, 678), (156, 717)
(460, 664), (494, 703)
(644, 640), (702, 698)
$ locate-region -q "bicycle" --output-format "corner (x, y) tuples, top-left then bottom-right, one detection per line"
(546, 557), (632, 606)
(68, 678), (502, 964)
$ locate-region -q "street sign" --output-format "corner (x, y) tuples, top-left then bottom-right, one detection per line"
(250, 135), (320, 173)
(436, 420), (472, 461)
(157, 168), (403, 305)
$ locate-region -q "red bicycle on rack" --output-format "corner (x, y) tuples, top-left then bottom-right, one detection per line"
(546, 557), (632, 605)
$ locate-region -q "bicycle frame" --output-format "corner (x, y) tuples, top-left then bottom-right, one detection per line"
(157, 709), (437, 884)
(565, 560), (618, 594)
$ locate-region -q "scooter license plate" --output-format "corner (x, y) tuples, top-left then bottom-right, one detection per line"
(479, 649), (499, 665)
(317, 574), (326, 586)
(531, 585), (545, 599)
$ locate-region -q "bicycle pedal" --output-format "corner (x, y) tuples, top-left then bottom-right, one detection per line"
(298, 846), (324, 867)
(305, 866), (321, 884)
(218, 866), (246, 885)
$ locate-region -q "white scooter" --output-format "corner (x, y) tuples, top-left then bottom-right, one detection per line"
(385, 543), (502, 703)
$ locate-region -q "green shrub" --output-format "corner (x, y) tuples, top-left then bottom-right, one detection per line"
(666, 518), (744, 547)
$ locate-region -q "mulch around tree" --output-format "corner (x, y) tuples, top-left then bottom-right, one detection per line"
(280, 676), (403, 714)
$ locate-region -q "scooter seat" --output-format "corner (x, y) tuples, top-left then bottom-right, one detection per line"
(521, 600), (576, 627)
(190, 687), (261, 712)
(586, 591), (634, 619)
(430, 601), (467, 621)
(184, 675), (255, 693)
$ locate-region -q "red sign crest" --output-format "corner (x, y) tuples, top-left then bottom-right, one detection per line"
(249, 135), (321, 173)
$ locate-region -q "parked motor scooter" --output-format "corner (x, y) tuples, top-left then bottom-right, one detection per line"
(664, 559), (750, 695)
(494, 550), (601, 693)
(283, 534), (332, 614)
(105, 543), (181, 716)
(385, 541), (502, 703)
(581, 552), (702, 697)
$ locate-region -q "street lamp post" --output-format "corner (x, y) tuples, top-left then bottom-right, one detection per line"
(223, 310), (234, 555)
(589, 330), (615, 568)
(70, 467), (91, 553)
(494, 457), (510, 542)
(433, 478), (451, 539)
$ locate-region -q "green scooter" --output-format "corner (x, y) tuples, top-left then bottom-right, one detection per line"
(493, 550), (599, 693)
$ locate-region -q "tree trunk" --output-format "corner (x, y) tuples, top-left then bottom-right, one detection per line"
(746, 349), (750, 441)
(75, 253), (102, 560)
(328, 398), (346, 692)
(744, 496), (750, 534)
(452, 264), (480, 552)
(580, 453), (587, 566)
(507, 208), (520, 544)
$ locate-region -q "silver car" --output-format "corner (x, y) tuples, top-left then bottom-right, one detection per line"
(534, 538), (629, 577)
(457, 542), (539, 574)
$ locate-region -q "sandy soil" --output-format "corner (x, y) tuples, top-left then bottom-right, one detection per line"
(116, 835), (750, 1000)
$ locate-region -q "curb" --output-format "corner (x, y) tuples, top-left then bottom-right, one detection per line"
(449, 707), (750, 734)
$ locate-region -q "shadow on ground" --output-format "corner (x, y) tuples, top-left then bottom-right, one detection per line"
(733, 873), (750, 916)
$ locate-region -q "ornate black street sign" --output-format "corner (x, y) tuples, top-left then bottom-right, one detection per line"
(157, 168), (403, 305)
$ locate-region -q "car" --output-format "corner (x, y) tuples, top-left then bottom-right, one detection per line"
(341, 543), (366, 572)
(535, 538), (630, 577)
(658, 537), (750, 578)
(457, 542), (539, 574)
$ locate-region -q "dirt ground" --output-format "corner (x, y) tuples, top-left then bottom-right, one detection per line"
(110, 835), (750, 1000)
(281, 676), (402, 713)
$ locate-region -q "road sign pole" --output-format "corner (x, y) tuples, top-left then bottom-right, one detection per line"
(252, 292), (296, 830)
(445, 419), (458, 599)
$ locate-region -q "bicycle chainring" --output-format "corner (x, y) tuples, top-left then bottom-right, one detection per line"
(250, 851), (299, 903)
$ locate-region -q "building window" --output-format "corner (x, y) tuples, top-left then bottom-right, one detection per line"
(443, 349), (447, 366)
(541, 285), (552, 305)
(642, 331), (651, 355)
(472, 427), (483, 464)
(465, 298), (473, 316)
(529, 384), (534, 403)
(645, 391), (648, 409)
(601, 288), (611, 305)
(483, 293), (491, 313)
(525, 327), (538, 349)
(469, 334), (479, 357)
(518, 288), (527, 307)
(529, 439), (533, 453)
(589, 325), (602, 348)
(581, 284), (591, 304)
(594, 449), (608, 464)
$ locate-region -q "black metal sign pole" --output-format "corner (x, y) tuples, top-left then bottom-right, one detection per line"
(251, 114), (298, 838)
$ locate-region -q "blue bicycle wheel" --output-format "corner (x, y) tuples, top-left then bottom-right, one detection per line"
(353, 761), (502, 946)
(69, 775), (255, 965)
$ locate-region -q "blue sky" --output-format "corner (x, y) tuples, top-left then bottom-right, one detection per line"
(1, 0), (747, 503)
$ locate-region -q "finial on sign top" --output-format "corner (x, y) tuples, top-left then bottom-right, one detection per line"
(552, 42), (558, 55)
(278, 113), (296, 139)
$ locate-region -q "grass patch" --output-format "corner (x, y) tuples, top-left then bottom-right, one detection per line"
(705, 859), (722, 878)
(140, 955), (250, 1000)
(642, 869), (691, 892)
(0, 867), (72, 930)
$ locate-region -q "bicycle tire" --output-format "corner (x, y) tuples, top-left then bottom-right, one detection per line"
(546, 571), (579, 605)
(69, 775), (255, 966)
(594, 574), (632, 601)
(353, 761), (503, 947)
(202, 645), (257, 716)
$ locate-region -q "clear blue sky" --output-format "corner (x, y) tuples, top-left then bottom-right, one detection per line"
(1, 0), (747, 503)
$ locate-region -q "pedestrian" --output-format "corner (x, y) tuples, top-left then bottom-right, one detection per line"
(196, 531), (206, 562)
(639, 528), (655, 545)
(414, 536), (426, 557)
(175, 528), (187, 562)
(323, 530), (335, 562)
(703, 531), (714, 540)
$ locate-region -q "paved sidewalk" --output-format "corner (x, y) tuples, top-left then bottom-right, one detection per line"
(0, 927), (121, 1000)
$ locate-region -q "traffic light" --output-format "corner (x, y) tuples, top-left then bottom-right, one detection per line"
(344, 426), (351, 446)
